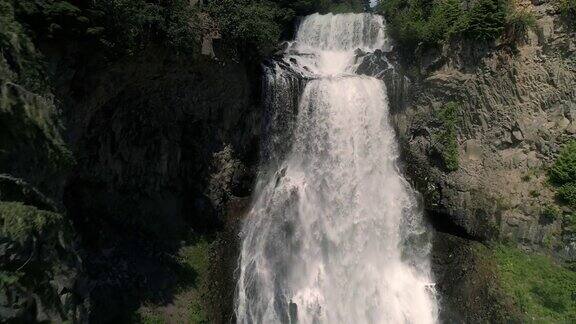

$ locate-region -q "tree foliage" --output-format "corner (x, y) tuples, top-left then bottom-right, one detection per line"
(377, 0), (537, 54)
(549, 141), (576, 209)
(207, 0), (292, 55)
(465, 0), (507, 41)
(5, 0), (366, 59)
(207, 0), (365, 56)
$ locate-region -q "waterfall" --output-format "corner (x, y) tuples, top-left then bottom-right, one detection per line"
(235, 13), (438, 324)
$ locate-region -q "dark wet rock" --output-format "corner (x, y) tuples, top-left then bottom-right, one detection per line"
(355, 48), (392, 77)
(52, 48), (262, 321)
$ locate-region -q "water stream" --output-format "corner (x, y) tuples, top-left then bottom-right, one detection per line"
(235, 13), (438, 324)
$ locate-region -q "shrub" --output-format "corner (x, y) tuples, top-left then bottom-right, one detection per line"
(377, 0), (429, 50)
(558, 183), (576, 209)
(557, 0), (576, 29)
(436, 102), (460, 171)
(328, 0), (365, 13)
(0, 201), (63, 242)
(272, 0), (360, 15)
(92, 0), (181, 53)
(0, 0), (47, 93)
(549, 141), (576, 186)
(426, 0), (467, 42)
(505, 8), (537, 42)
(549, 140), (576, 209)
(541, 204), (562, 222)
(136, 237), (214, 323)
(564, 213), (576, 233)
(465, 0), (507, 41)
(377, 0), (536, 56)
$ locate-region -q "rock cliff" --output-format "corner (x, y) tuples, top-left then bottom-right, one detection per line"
(387, 0), (576, 320)
(1, 0), (575, 322)
(394, 0), (575, 253)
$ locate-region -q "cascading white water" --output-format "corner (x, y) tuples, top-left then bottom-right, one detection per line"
(236, 13), (438, 324)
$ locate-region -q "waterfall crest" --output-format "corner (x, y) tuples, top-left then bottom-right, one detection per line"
(236, 13), (438, 324)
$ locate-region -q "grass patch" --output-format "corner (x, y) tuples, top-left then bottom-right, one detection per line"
(135, 237), (214, 324)
(494, 244), (576, 322)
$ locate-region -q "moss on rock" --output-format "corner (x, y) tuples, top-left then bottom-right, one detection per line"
(493, 244), (576, 322)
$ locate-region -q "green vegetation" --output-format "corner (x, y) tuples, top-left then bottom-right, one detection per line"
(0, 201), (79, 322)
(377, 0), (537, 55)
(0, 201), (66, 242)
(1, 0), (75, 182)
(207, 0), (364, 56)
(0, 0), (47, 92)
(136, 237), (214, 323)
(563, 212), (576, 233)
(178, 239), (212, 323)
(558, 183), (576, 209)
(465, 0), (507, 42)
(207, 0), (291, 55)
(6, 0), (365, 61)
(8, 0), (202, 55)
(541, 204), (562, 222)
(549, 140), (576, 209)
(92, 0), (201, 54)
(324, 0), (365, 13)
(557, 0), (576, 29)
(274, 0), (365, 14)
(435, 102), (460, 171)
(493, 244), (576, 322)
(505, 7), (537, 42)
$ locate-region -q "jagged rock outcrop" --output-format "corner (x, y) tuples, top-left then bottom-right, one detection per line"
(392, 0), (576, 254)
(380, 1), (576, 320)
